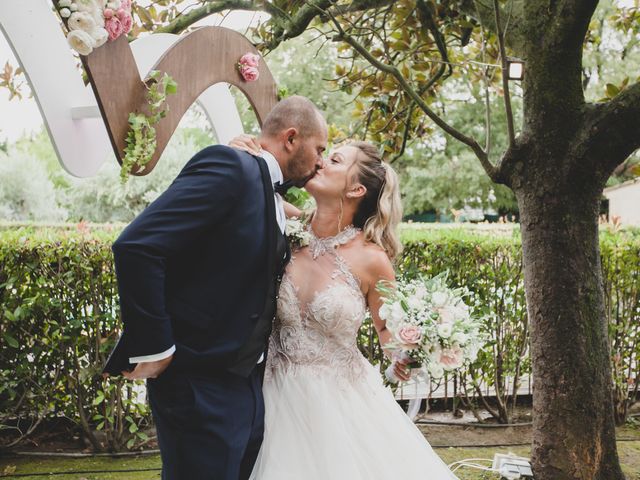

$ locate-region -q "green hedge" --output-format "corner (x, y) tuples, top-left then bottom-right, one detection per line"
(1, 225), (639, 450)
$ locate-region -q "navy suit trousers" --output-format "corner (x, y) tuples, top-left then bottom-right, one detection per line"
(147, 367), (265, 480)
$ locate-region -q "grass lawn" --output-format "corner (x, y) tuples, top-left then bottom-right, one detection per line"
(2, 441), (639, 479)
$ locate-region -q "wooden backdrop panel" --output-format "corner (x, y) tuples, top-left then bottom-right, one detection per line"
(83, 26), (277, 175)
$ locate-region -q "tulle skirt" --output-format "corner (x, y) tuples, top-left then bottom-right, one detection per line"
(249, 359), (458, 479)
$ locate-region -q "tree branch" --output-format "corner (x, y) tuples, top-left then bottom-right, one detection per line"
(493, 0), (516, 147)
(154, 1), (264, 34)
(155, 0), (396, 42)
(316, 5), (501, 182)
(581, 82), (640, 177)
(458, 0), (525, 53)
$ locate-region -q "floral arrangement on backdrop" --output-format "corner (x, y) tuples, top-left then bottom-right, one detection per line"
(377, 272), (486, 381)
(56, 0), (133, 56)
(237, 53), (261, 82)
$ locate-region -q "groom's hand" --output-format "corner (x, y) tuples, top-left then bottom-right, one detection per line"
(122, 355), (173, 380)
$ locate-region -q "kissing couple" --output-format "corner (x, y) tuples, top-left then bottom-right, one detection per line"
(104, 95), (458, 479)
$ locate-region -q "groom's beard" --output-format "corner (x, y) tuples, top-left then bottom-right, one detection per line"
(294, 171), (317, 188)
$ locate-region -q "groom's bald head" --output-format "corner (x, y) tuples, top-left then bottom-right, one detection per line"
(261, 95), (326, 139)
(259, 95), (327, 185)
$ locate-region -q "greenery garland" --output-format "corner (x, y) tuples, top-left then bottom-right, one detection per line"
(120, 70), (178, 182)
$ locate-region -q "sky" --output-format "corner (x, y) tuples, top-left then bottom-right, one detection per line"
(0, 5), (267, 143)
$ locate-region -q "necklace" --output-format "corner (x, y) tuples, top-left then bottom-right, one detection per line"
(308, 224), (360, 260)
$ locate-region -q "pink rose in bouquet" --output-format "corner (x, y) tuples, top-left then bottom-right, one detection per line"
(440, 345), (464, 370)
(398, 325), (422, 345)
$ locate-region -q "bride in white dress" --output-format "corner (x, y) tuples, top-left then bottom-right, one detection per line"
(234, 137), (458, 479)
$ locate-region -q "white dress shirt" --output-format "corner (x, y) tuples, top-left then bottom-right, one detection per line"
(131, 149), (286, 365)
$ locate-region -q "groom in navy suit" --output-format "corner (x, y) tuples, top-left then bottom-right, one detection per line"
(103, 96), (327, 479)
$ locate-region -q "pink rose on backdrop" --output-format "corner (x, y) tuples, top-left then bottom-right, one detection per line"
(240, 66), (260, 82)
(120, 13), (133, 34)
(105, 17), (124, 40)
(121, 0), (133, 10)
(103, 8), (114, 19)
(398, 326), (422, 345)
(440, 346), (464, 369)
(239, 53), (260, 67)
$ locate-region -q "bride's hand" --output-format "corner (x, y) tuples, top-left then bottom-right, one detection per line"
(393, 356), (412, 382)
(229, 134), (261, 156)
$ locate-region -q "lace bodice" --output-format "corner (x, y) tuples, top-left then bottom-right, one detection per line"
(266, 225), (368, 383)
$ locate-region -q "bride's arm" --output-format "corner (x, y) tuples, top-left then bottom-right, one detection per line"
(365, 251), (411, 382)
(284, 202), (302, 219)
(228, 134), (303, 219)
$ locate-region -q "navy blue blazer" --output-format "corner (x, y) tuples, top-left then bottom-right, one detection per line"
(104, 145), (286, 377)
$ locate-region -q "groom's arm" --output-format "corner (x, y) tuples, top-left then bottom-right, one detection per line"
(112, 146), (243, 373)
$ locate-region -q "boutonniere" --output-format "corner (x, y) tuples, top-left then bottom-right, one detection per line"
(285, 216), (312, 249)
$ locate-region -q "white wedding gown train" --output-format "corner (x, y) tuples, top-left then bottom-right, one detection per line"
(250, 227), (458, 479)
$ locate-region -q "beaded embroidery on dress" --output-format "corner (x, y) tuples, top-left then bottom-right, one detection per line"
(250, 226), (458, 480)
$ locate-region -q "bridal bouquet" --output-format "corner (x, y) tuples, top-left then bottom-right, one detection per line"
(377, 272), (485, 381)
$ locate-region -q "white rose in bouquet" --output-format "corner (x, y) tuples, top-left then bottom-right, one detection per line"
(389, 302), (407, 326)
(437, 323), (453, 339)
(438, 305), (456, 324)
(407, 296), (423, 311)
(451, 331), (468, 345)
(67, 29), (96, 55)
(428, 362), (444, 379)
(378, 303), (392, 321)
(431, 291), (448, 308)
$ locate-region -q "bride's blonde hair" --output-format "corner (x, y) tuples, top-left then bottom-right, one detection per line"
(346, 141), (403, 261)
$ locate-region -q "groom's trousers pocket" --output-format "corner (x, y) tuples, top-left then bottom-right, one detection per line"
(148, 375), (197, 424)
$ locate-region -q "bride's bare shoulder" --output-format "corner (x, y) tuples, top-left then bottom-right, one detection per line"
(353, 237), (394, 276)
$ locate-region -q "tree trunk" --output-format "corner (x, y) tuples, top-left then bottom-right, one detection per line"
(516, 178), (625, 480)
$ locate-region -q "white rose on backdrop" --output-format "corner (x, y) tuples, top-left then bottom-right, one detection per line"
(68, 11), (97, 32)
(437, 323), (453, 339)
(59, 7), (72, 18)
(58, 0), (72, 7)
(74, 0), (106, 26)
(91, 27), (109, 48)
(67, 29), (95, 55)
(431, 291), (448, 308)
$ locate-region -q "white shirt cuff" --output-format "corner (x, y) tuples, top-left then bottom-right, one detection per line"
(129, 345), (176, 364)
(257, 352), (265, 364)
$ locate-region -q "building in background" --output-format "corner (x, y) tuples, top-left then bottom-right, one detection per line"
(603, 178), (640, 226)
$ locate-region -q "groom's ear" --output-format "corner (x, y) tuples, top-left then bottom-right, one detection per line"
(283, 128), (298, 153)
